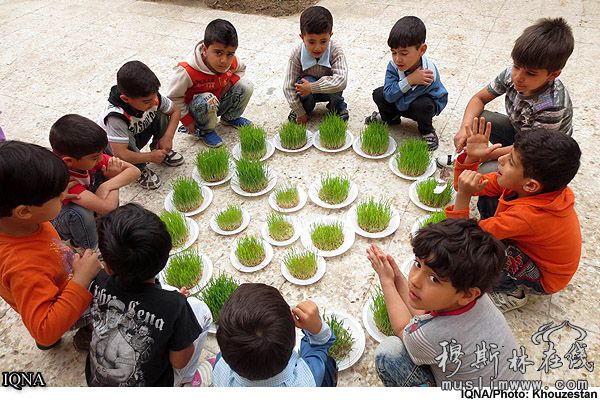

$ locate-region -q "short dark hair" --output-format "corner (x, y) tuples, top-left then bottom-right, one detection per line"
(514, 129), (581, 193)
(412, 219), (506, 294)
(300, 6), (333, 35)
(204, 19), (238, 48)
(0, 141), (69, 218)
(511, 17), (574, 72)
(388, 16), (426, 49)
(97, 204), (172, 285)
(117, 60), (161, 98)
(217, 283), (295, 380)
(49, 114), (108, 159)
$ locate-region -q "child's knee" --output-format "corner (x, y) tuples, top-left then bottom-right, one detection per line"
(235, 78), (254, 98)
(190, 93), (219, 115)
(187, 297), (213, 331)
(375, 336), (407, 368)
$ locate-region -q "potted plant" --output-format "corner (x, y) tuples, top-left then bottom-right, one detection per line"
(164, 248), (203, 289)
(421, 210), (447, 228)
(171, 177), (203, 212)
(274, 185), (300, 209)
(360, 121), (389, 156)
(199, 273), (239, 326)
(267, 212), (294, 242)
(356, 198), (393, 233)
(310, 222), (344, 251)
(370, 288), (394, 336)
(195, 147), (230, 183)
(318, 114), (347, 150)
(318, 175), (350, 205)
(279, 120), (307, 150)
(160, 210), (188, 248)
(239, 124), (267, 160)
(324, 314), (355, 362)
(235, 235), (266, 268)
(235, 158), (269, 193)
(215, 205), (244, 232)
(396, 138), (431, 177)
(283, 249), (318, 280)
(416, 178), (453, 208)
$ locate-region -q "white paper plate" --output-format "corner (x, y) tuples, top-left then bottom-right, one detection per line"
(308, 178), (358, 209)
(192, 161), (234, 186)
(400, 257), (413, 278)
(281, 255), (326, 285)
(170, 218), (199, 255)
(209, 208), (250, 236)
(388, 155), (436, 181)
(300, 216), (355, 257)
(408, 180), (455, 212)
(268, 185), (308, 213)
(273, 130), (314, 153)
(232, 140), (275, 161)
(231, 170), (278, 197)
(352, 135), (397, 159)
(260, 216), (301, 247)
(346, 204), (401, 239)
(313, 130), (354, 153)
(323, 311), (366, 371)
(160, 253), (213, 295)
(410, 215), (430, 238)
(208, 323), (218, 334)
(229, 239), (274, 273)
(362, 298), (392, 343)
(164, 185), (213, 217)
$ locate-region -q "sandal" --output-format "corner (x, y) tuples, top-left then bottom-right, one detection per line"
(421, 131), (439, 151)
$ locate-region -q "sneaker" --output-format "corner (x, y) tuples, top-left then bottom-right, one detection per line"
(36, 338), (62, 351)
(138, 167), (161, 190)
(489, 290), (528, 313)
(177, 125), (189, 135)
(288, 111), (298, 122)
(364, 111), (400, 125)
(421, 130), (439, 151)
(436, 153), (456, 169)
(198, 130), (223, 148)
(72, 324), (93, 352)
(162, 150), (184, 167)
(221, 116), (251, 128)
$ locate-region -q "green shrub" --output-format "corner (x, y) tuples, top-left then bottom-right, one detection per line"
(319, 114), (347, 149)
(318, 175), (350, 205)
(284, 249), (318, 280)
(279, 121), (307, 150)
(360, 121), (389, 155)
(416, 178), (453, 208)
(267, 212), (294, 241)
(274, 185), (300, 209)
(239, 125), (267, 160)
(216, 205), (243, 231)
(310, 222), (344, 251)
(164, 248), (203, 289)
(236, 158), (269, 193)
(325, 314), (355, 361)
(356, 198), (393, 233)
(370, 288), (394, 336)
(235, 235), (266, 267)
(172, 177), (203, 212)
(195, 147), (230, 182)
(160, 210), (188, 248)
(396, 138), (431, 176)
(199, 273), (239, 325)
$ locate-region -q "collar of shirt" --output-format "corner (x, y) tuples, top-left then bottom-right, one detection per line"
(300, 42), (332, 70)
(228, 351), (313, 386)
(395, 55), (436, 84)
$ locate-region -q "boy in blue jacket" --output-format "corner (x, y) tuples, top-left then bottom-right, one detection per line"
(365, 16), (448, 150)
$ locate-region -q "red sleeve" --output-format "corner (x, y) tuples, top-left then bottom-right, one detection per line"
(181, 113), (194, 126)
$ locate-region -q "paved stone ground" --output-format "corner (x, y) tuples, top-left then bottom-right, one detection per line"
(0, 0), (598, 388)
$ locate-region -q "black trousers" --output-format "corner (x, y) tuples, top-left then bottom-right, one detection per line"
(372, 86), (435, 135)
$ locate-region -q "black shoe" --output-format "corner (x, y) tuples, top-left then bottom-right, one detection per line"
(421, 130), (439, 151)
(73, 325), (93, 352)
(36, 338), (62, 350)
(288, 111), (297, 122)
(326, 103), (349, 122)
(364, 111), (400, 126)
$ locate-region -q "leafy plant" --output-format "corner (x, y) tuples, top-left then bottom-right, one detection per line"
(172, 177), (203, 212)
(370, 288), (394, 336)
(279, 121), (307, 150)
(310, 222), (344, 251)
(324, 313), (355, 361)
(356, 198), (393, 233)
(216, 205), (243, 231)
(164, 248), (203, 289)
(239, 125), (267, 160)
(235, 235), (266, 267)
(318, 175), (350, 205)
(160, 210), (188, 248)
(274, 185), (300, 209)
(396, 138), (431, 176)
(235, 158), (269, 193)
(199, 273), (239, 325)
(360, 121), (389, 155)
(318, 114), (347, 149)
(267, 212), (294, 241)
(416, 178), (453, 208)
(421, 210), (447, 228)
(195, 147), (230, 182)
(283, 249), (318, 280)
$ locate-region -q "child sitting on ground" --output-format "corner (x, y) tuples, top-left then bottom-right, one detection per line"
(99, 60), (183, 190)
(86, 203), (212, 387)
(213, 283), (338, 387)
(283, 6), (349, 124)
(369, 219), (522, 386)
(50, 114), (140, 249)
(168, 19), (253, 148)
(446, 117), (581, 312)
(365, 16), (448, 151)
(0, 141), (101, 350)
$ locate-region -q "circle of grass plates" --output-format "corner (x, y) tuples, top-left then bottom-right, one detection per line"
(232, 140), (276, 161)
(268, 185), (308, 213)
(231, 169), (278, 197)
(322, 311), (365, 371)
(408, 179), (455, 212)
(164, 185), (213, 217)
(312, 130), (354, 153)
(280, 252), (326, 286)
(192, 161), (234, 186)
(170, 217), (199, 255)
(352, 135), (397, 160)
(308, 177), (358, 209)
(273, 130), (315, 153)
(388, 155), (436, 181)
(260, 215), (301, 247)
(209, 207), (251, 236)
(346, 203), (401, 239)
(300, 216), (355, 258)
(229, 238), (274, 273)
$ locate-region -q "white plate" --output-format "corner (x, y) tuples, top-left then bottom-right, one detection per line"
(208, 323), (218, 334)
(192, 161), (234, 186)
(308, 178), (358, 209)
(300, 216), (355, 258)
(400, 257), (413, 278)
(323, 311), (366, 371)
(281, 255), (326, 285)
(273, 130), (314, 153)
(229, 238), (274, 273)
(170, 218), (199, 255)
(362, 298), (391, 343)
(209, 208), (251, 236)
(410, 215), (430, 238)
(346, 204), (401, 239)
(313, 130), (354, 153)
(268, 185), (308, 213)
(164, 185), (213, 217)
(231, 170), (278, 197)
(260, 216), (301, 247)
(408, 180), (455, 212)
(388, 155), (436, 181)
(352, 135), (397, 159)
(160, 253), (213, 295)
(232, 140), (275, 161)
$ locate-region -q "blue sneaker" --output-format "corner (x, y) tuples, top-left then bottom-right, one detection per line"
(199, 130), (223, 147)
(221, 116), (251, 128)
(177, 125), (189, 135)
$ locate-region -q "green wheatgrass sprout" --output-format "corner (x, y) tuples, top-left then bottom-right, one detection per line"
(216, 205), (243, 231)
(360, 121), (389, 155)
(235, 235), (266, 267)
(199, 273), (239, 325)
(267, 212), (294, 241)
(324, 313), (355, 361)
(239, 124), (267, 160)
(421, 210), (447, 228)
(279, 121), (307, 150)
(195, 147), (230, 182)
(274, 185), (300, 209)
(164, 248), (203, 289)
(318, 114), (347, 149)
(396, 138), (432, 176)
(160, 210), (188, 248)
(356, 198), (393, 233)
(310, 222), (344, 251)
(235, 158), (269, 193)
(318, 175), (350, 205)
(370, 288), (394, 336)
(284, 249), (318, 280)
(171, 176), (203, 212)
(416, 178), (453, 208)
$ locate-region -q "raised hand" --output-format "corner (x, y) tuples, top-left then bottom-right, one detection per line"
(457, 169), (489, 197)
(465, 117), (502, 163)
(292, 300), (322, 335)
(366, 243), (396, 284)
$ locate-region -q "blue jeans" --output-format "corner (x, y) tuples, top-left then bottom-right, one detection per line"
(52, 202), (98, 249)
(298, 75), (347, 114)
(375, 336), (436, 387)
(188, 78), (253, 136)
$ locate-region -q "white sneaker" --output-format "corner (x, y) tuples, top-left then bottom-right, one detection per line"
(138, 167), (161, 190)
(489, 290), (528, 313)
(436, 153), (457, 169)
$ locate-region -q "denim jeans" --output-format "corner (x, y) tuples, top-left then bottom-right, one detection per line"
(188, 78), (254, 136)
(372, 86), (436, 135)
(52, 202), (98, 249)
(298, 75), (347, 115)
(375, 336), (436, 387)
(480, 110), (517, 147)
(496, 245), (546, 294)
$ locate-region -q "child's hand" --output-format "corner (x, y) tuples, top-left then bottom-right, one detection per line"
(71, 249), (101, 288)
(103, 157), (125, 179)
(407, 68), (434, 86)
(62, 180), (81, 202)
(292, 300), (322, 335)
(457, 169), (489, 196)
(294, 79), (312, 97)
(296, 114), (308, 124)
(157, 136), (173, 153)
(179, 287), (190, 298)
(465, 117), (502, 163)
(366, 243), (396, 284)
(148, 148), (168, 164)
